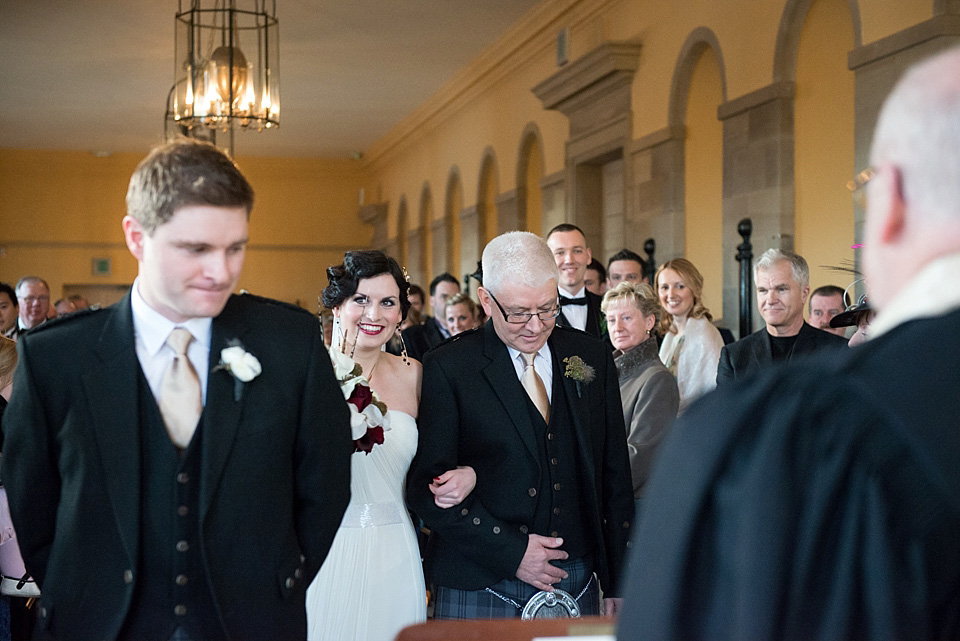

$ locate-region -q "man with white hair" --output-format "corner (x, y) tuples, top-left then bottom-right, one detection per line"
(408, 231), (634, 620)
(717, 248), (846, 384)
(619, 46), (960, 640)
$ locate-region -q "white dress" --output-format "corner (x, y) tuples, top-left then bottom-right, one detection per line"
(306, 410), (426, 641)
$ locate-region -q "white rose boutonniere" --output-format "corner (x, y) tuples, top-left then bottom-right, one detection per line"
(215, 342), (262, 401)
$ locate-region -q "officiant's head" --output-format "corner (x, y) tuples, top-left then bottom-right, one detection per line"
(478, 232), (561, 355)
(121, 138), (255, 323)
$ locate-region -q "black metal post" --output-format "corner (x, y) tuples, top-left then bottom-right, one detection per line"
(643, 238), (656, 285)
(736, 218), (753, 338)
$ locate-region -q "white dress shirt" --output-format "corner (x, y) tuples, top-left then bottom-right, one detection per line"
(130, 279), (212, 405)
(559, 286), (589, 331)
(506, 342), (553, 403)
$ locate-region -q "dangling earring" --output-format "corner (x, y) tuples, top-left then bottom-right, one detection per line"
(399, 325), (410, 366)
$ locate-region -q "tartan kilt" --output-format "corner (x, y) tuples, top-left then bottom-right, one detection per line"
(432, 557), (599, 620)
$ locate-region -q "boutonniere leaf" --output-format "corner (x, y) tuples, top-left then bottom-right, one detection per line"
(214, 341), (262, 401)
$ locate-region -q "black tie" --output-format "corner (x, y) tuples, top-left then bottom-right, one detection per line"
(560, 297), (588, 306)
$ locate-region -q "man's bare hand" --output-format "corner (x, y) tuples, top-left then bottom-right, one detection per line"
(515, 535), (568, 591)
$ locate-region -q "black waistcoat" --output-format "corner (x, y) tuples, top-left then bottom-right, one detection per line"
(118, 373), (225, 641)
(525, 360), (592, 561)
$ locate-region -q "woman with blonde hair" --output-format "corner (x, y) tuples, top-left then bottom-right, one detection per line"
(655, 258), (724, 413)
(602, 282), (679, 513)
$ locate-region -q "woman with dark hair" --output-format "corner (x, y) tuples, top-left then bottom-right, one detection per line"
(306, 250), (474, 641)
(655, 258), (724, 413)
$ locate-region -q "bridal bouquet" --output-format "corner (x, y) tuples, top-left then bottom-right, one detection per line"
(328, 348), (390, 454)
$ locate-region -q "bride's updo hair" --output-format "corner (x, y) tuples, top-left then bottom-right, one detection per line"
(322, 250), (411, 320)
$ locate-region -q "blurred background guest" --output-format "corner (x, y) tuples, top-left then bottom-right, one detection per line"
(584, 259), (607, 297)
(0, 285), (17, 341)
(655, 259), (724, 413)
(53, 299), (76, 317)
(443, 292), (480, 336)
(829, 294), (875, 347)
(13, 278), (50, 335)
(602, 282), (679, 515)
(407, 284), (425, 318)
(809, 284), (849, 337)
(606, 248), (646, 288)
(402, 273), (460, 361)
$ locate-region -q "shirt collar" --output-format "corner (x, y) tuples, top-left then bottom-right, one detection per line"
(506, 341), (552, 365)
(869, 252), (960, 340)
(559, 286), (586, 299)
(130, 278), (212, 356)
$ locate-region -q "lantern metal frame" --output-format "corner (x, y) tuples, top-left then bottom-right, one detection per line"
(171, 0), (280, 138)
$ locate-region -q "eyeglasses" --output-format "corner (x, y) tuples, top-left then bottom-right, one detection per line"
(488, 292), (560, 325)
(21, 296), (49, 304)
(847, 167), (875, 209)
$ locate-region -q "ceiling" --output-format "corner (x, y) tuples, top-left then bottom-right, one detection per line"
(0, 1), (540, 158)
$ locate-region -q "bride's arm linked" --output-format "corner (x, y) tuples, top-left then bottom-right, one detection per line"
(429, 466), (477, 508)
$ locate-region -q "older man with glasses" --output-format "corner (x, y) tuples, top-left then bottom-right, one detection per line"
(407, 231), (634, 621)
(15, 276), (51, 334)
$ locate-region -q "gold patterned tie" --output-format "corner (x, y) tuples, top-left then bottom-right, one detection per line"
(520, 352), (550, 423)
(160, 327), (202, 449)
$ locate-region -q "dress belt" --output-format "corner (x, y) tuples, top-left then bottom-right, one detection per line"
(340, 501), (405, 528)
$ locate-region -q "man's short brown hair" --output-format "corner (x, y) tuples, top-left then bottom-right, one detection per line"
(125, 138), (254, 234)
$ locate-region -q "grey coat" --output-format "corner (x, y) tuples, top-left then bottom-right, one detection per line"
(615, 337), (680, 498)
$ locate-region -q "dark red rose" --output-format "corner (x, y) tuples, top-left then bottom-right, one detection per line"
(347, 383), (373, 411)
(354, 426), (385, 455)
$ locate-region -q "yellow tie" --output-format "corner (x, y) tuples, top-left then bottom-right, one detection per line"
(160, 328), (202, 449)
(520, 352), (550, 423)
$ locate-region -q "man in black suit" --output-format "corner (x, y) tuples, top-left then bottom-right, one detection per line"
(717, 248), (846, 384)
(620, 46), (960, 640)
(401, 272), (459, 361)
(546, 224), (606, 338)
(2, 139), (352, 641)
(407, 231), (634, 620)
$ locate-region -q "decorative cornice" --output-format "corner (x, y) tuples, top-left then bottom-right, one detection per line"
(848, 14), (960, 70)
(629, 125), (686, 153)
(717, 82), (795, 121)
(532, 41), (642, 115)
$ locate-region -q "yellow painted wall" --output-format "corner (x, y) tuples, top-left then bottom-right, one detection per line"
(524, 140), (544, 235)
(683, 47), (725, 321)
(0, 149), (366, 310)
(794, 0), (856, 299)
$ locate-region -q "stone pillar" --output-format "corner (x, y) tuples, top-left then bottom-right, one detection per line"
(496, 189), (521, 235)
(533, 42), (641, 253)
(539, 171), (566, 237)
(406, 229), (424, 288)
(430, 217), (450, 276)
(718, 82), (795, 333)
(459, 205), (481, 289)
(626, 126), (685, 262)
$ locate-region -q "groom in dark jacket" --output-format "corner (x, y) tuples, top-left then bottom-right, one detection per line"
(2, 139), (352, 641)
(407, 231), (634, 619)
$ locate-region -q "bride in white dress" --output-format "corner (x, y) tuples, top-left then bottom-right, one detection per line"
(307, 251), (475, 641)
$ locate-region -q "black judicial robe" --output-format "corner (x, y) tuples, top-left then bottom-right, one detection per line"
(619, 308), (960, 641)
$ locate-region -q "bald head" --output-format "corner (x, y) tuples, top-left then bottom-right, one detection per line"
(864, 46), (960, 310)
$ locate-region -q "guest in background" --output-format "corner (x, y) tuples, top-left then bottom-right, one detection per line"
(13, 278), (50, 334)
(606, 249), (646, 288)
(829, 294), (875, 347)
(443, 292), (480, 336)
(717, 249), (847, 385)
(0, 285), (17, 341)
(546, 224), (605, 338)
(808, 285), (849, 337)
(602, 283), (679, 515)
(402, 273), (460, 361)
(54, 298), (76, 316)
(655, 259), (724, 413)
(67, 294), (90, 310)
(584, 260), (607, 297)
(407, 284), (425, 317)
